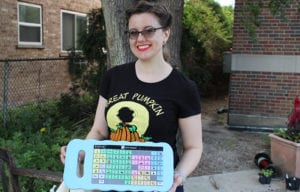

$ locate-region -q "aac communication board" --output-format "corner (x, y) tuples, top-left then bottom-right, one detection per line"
(63, 139), (174, 191)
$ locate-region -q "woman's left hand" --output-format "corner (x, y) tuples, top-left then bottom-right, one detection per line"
(168, 172), (184, 192)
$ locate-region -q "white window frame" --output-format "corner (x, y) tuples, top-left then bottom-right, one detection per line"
(61, 10), (87, 52)
(17, 2), (43, 47)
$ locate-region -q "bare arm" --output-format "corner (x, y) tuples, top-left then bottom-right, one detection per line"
(86, 96), (109, 140)
(169, 114), (203, 191)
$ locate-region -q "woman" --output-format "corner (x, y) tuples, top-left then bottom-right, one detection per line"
(60, 1), (203, 192)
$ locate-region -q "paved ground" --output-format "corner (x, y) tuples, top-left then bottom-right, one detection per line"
(182, 97), (295, 192)
(184, 96), (271, 177)
(184, 169), (289, 192)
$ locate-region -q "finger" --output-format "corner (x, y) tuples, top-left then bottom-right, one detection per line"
(168, 184), (178, 192)
(168, 173), (182, 192)
(60, 146), (66, 154)
(173, 173), (184, 186)
(60, 146), (67, 164)
(60, 153), (65, 164)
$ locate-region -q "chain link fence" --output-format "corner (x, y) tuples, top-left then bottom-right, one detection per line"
(0, 57), (72, 128)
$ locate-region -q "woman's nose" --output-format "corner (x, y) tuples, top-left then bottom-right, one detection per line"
(136, 32), (146, 41)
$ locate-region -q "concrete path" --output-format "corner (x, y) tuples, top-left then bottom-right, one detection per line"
(184, 169), (291, 192)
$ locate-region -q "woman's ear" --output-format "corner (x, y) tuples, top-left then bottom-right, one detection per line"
(163, 28), (171, 43)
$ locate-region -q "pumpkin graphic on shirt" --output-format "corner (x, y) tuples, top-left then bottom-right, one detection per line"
(106, 101), (151, 142)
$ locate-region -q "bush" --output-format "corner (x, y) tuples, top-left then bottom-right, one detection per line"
(181, 0), (233, 96)
(1, 101), (60, 139)
(0, 95), (95, 191)
(0, 129), (66, 191)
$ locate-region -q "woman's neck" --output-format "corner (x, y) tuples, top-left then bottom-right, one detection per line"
(135, 59), (172, 83)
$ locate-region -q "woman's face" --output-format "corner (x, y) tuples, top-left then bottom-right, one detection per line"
(128, 12), (170, 62)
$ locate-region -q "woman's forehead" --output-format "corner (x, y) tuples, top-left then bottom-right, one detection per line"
(128, 13), (160, 28)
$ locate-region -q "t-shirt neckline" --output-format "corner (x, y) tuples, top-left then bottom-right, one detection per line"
(132, 61), (174, 85)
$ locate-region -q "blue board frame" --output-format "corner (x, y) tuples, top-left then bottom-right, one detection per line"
(63, 139), (174, 191)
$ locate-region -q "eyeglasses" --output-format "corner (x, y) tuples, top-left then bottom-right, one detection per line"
(126, 27), (165, 40)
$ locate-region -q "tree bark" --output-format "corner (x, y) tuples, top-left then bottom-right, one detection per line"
(101, 0), (184, 69)
(160, 0), (184, 69)
(101, 0), (136, 68)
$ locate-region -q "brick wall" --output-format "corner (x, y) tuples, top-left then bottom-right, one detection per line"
(233, 0), (300, 55)
(229, 0), (300, 129)
(0, 0), (101, 58)
(230, 72), (300, 114)
(0, 0), (101, 106)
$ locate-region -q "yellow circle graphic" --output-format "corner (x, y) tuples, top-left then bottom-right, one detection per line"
(106, 101), (149, 135)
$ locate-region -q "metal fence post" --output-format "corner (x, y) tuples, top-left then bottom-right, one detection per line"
(2, 60), (9, 129)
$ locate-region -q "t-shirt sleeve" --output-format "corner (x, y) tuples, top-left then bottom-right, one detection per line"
(178, 80), (201, 118)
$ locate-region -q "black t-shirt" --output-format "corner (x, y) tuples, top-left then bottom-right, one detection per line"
(100, 62), (201, 165)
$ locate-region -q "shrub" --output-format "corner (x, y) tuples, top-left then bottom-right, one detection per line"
(0, 96), (95, 191)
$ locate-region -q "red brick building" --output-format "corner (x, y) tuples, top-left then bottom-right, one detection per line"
(1, 0), (100, 58)
(229, 0), (300, 130)
(0, 0), (101, 106)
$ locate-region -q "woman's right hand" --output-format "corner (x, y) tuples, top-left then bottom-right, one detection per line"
(60, 145), (67, 164)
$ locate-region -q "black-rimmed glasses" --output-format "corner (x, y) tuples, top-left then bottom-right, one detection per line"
(126, 27), (165, 40)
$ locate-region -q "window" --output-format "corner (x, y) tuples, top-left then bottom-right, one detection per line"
(18, 2), (42, 47)
(61, 10), (87, 51)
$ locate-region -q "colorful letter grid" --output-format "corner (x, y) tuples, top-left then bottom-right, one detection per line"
(63, 139), (173, 191)
(92, 145), (164, 186)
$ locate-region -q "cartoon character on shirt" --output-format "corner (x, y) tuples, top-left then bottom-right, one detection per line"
(107, 101), (152, 142)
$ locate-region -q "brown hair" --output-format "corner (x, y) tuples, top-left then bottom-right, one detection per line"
(126, 1), (172, 61)
(126, 1), (172, 29)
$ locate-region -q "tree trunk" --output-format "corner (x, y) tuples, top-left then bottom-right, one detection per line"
(101, 0), (135, 68)
(101, 0), (184, 69)
(160, 0), (184, 69)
